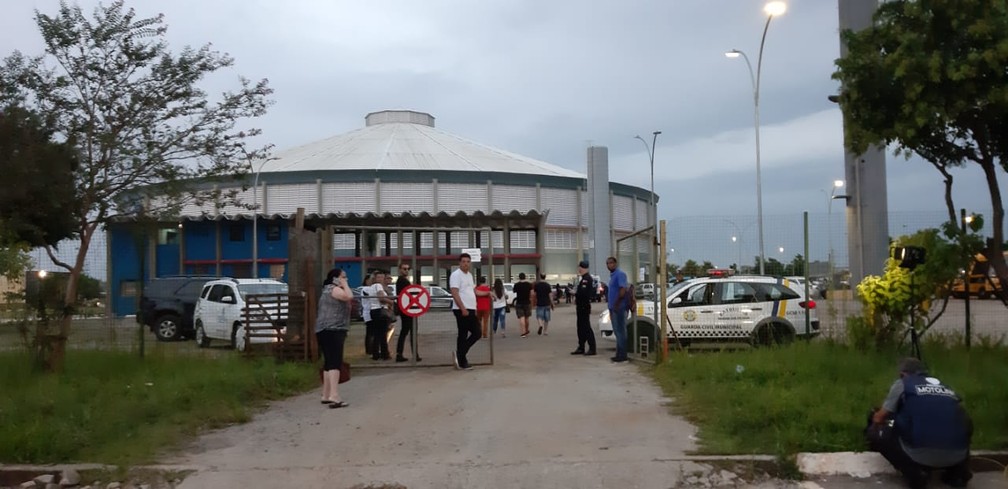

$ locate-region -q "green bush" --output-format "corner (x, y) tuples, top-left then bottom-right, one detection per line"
(854, 227), (978, 348)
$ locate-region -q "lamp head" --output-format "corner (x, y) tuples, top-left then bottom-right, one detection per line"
(764, 1), (787, 17)
(833, 180), (844, 188)
(892, 246), (926, 270)
(724, 50), (742, 59)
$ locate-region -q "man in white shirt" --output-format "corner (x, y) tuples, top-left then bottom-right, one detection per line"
(367, 270), (394, 360)
(449, 253), (487, 370)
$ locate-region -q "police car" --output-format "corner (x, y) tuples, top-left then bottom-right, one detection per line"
(598, 275), (819, 346)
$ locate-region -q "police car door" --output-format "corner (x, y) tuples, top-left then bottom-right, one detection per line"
(711, 281), (759, 341)
(667, 282), (716, 340)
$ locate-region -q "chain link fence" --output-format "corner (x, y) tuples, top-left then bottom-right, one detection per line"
(3, 210), (1004, 357)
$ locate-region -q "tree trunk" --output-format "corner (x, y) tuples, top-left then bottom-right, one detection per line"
(44, 223), (95, 372)
(979, 158), (1008, 300)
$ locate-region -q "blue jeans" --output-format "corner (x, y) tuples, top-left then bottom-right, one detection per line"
(610, 308), (628, 360)
(492, 307), (506, 332)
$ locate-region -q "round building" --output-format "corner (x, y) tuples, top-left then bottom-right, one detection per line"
(108, 110), (656, 316)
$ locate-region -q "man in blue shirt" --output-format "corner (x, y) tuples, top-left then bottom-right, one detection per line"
(606, 256), (630, 363)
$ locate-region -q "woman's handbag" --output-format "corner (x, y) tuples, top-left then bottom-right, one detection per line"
(338, 361), (351, 384)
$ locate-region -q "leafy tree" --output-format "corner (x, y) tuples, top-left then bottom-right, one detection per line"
(786, 254), (806, 276)
(0, 1), (273, 371)
(680, 259), (701, 277)
(76, 274), (102, 301)
(763, 258), (785, 277)
(832, 0), (1008, 294)
(0, 105), (79, 248)
(0, 232), (32, 283)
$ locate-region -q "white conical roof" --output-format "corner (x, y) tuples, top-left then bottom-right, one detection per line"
(260, 110), (583, 178)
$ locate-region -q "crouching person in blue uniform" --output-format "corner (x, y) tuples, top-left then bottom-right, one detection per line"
(866, 357), (972, 488)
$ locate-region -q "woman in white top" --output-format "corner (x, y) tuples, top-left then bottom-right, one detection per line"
(492, 278), (507, 338)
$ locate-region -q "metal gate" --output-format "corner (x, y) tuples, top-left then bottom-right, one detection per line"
(614, 220), (669, 365)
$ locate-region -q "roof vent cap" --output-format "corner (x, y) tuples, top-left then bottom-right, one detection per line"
(365, 110), (435, 127)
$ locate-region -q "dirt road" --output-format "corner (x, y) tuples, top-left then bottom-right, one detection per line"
(167, 306), (727, 488)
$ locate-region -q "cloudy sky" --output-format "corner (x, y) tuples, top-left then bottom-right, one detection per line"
(2, 0), (1002, 272)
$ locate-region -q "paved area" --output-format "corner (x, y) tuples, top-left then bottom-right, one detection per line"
(154, 305), (1005, 488)
(168, 305), (716, 488)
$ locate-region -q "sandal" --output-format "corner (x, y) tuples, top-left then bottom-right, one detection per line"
(328, 401), (349, 409)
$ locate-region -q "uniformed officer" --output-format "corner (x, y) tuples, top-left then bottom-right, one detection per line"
(570, 260), (597, 356)
(867, 357), (972, 488)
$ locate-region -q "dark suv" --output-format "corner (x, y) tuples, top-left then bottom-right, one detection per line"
(137, 276), (215, 341)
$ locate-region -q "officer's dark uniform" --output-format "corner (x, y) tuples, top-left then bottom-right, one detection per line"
(869, 373), (972, 488)
(572, 264), (596, 355)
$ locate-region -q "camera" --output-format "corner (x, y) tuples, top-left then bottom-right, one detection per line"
(892, 246), (926, 270)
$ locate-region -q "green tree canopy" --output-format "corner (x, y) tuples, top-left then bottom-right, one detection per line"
(832, 0), (1008, 293)
(0, 105), (78, 247)
(0, 1), (273, 370)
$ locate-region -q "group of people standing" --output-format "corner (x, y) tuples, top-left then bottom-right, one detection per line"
(359, 266), (421, 363)
(313, 253), (635, 407)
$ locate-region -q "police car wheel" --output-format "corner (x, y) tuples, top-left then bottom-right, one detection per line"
(753, 323), (794, 347)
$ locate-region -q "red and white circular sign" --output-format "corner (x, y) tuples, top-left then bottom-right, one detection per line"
(397, 284), (431, 318)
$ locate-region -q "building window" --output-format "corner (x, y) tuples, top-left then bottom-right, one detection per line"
(229, 224), (245, 242)
(545, 229), (575, 250)
(120, 281), (138, 297)
(509, 230), (535, 250)
(333, 233), (356, 250)
(158, 228), (179, 245)
(266, 223), (281, 241)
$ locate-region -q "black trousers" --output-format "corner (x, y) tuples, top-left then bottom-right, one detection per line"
(316, 329), (347, 371)
(865, 413), (971, 487)
(453, 309), (481, 367)
(576, 305), (596, 352)
(368, 310), (390, 359)
(396, 314), (415, 357)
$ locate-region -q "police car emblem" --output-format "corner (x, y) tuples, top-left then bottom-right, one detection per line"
(683, 310), (697, 322)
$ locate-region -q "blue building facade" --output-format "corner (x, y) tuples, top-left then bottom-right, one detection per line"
(109, 218), (289, 316)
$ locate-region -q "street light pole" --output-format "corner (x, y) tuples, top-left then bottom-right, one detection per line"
(634, 131), (662, 281)
(724, 219), (744, 272)
(725, 1), (786, 276)
(827, 179), (845, 284)
(251, 159), (269, 278)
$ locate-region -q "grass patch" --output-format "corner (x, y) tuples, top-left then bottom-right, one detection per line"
(653, 340), (1008, 456)
(0, 350), (316, 465)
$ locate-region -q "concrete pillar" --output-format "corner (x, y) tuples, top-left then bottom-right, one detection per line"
(838, 0), (889, 284)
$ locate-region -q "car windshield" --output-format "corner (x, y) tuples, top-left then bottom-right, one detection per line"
(238, 283), (288, 297)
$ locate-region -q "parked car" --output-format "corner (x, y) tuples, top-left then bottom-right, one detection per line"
(193, 278), (289, 351)
(428, 285), (454, 308)
(599, 275), (818, 347)
(137, 276), (216, 341)
(502, 283), (517, 305)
